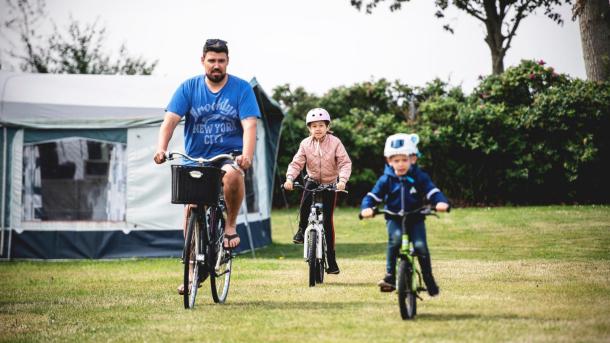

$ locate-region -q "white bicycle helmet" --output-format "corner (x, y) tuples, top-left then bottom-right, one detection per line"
(384, 133), (419, 158)
(305, 108), (331, 125)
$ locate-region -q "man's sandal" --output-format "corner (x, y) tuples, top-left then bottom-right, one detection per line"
(177, 281), (202, 295)
(223, 233), (240, 250)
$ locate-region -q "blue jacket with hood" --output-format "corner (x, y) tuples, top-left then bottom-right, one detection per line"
(361, 164), (448, 221)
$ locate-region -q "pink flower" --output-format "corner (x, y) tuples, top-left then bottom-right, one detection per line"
(529, 73), (536, 80)
(538, 59), (546, 65)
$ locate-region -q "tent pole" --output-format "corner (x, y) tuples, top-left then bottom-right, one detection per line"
(1, 127), (6, 257)
(240, 201), (256, 258)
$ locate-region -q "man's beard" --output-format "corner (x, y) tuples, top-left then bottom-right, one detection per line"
(206, 70), (226, 83)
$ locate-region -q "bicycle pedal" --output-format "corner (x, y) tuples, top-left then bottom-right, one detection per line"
(379, 285), (396, 292)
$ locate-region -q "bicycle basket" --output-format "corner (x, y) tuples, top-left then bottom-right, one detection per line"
(171, 165), (225, 205)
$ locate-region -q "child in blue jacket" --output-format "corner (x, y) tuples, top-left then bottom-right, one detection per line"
(360, 133), (449, 295)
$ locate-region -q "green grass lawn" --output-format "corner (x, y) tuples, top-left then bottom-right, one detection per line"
(1, 206), (609, 342)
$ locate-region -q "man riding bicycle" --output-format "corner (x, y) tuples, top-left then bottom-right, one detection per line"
(153, 39), (261, 294)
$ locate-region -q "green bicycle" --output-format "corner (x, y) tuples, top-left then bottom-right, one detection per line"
(360, 205), (444, 319)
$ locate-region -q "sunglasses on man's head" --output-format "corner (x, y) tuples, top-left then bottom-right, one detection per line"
(205, 39), (227, 48)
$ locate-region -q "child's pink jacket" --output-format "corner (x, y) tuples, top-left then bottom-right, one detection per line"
(286, 134), (352, 184)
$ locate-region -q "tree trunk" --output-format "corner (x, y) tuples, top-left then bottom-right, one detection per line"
(578, 0), (610, 81)
(483, 0), (506, 74)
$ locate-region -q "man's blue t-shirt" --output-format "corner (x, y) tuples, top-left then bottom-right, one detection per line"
(166, 74), (261, 159)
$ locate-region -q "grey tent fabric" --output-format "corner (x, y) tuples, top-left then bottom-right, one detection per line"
(0, 71), (285, 259)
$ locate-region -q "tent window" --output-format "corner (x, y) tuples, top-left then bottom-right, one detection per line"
(244, 166), (259, 214)
(22, 138), (127, 221)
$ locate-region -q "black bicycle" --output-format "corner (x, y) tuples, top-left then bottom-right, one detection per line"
(360, 205), (445, 319)
(291, 182), (347, 287)
(166, 151), (239, 309)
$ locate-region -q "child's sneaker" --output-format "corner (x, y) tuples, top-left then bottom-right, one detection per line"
(292, 230), (304, 244)
(326, 253), (340, 274)
(377, 273), (395, 292)
(423, 273), (440, 297)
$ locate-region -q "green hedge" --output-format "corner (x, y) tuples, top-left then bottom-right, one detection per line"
(272, 60), (610, 206)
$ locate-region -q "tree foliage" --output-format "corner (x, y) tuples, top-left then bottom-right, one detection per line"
(350, 0), (571, 74)
(2, 0), (157, 74)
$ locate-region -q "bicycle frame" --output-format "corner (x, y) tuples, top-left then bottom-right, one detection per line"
(399, 218), (424, 297)
(303, 198), (325, 261)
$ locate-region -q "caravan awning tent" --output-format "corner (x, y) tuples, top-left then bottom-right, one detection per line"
(0, 71), (284, 259)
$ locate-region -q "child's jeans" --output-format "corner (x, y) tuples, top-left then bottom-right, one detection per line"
(298, 180), (338, 257)
(386, 218), (433, 276)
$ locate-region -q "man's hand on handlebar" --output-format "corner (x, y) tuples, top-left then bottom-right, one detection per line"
(154, 150), (167, 164)
(236, 154), (252, 170)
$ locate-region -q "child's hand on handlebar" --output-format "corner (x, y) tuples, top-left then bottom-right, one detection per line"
(360, 208), (374, 219)
(435, 202), (449, 212)
(283, 180), (294, 191)
(336, 181), (346, 191)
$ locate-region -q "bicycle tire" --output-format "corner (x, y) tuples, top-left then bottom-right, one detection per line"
(308, 231), (317, 287)
(209, 206), (231, 303)
(316, 236), (325, 284)
(183, 211), (202, 309)
(397, 259), (416, 319)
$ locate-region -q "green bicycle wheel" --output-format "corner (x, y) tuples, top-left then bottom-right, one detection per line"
(397, 259), (416, 319)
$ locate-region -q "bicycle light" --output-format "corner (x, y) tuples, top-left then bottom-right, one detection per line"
(189, 170), (203, 178)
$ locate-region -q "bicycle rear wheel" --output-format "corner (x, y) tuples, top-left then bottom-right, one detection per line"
(183, 211), (202, 309)
(208, 206), (232, 303)
(397, 259), (416, 319)
(307, 231), (317, 287)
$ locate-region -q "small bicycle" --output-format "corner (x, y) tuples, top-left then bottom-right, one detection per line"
(360, 205), (444, 319)
(165, 151), (240, 309)
(291, 182), (347, 287)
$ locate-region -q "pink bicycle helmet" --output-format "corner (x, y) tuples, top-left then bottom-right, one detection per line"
(305, 108), (331, 125)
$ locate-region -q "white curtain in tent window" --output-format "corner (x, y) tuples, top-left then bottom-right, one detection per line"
(106, 144), (126, 221)
(57, 138), (88, 180)
(22, 145), (42, 221)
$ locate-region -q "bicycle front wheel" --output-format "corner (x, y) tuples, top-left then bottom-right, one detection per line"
(208, 206), (231, 303)
(316, 236), (325, 284)
(397, 259), (416, 319)
(307, 231), (317, 287)
(183, 211), (202, 309)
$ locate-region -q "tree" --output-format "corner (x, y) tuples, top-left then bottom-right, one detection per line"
(2, 0), (157, 74)
(350, 0), (571, 74)
(573, 0), (610, 81)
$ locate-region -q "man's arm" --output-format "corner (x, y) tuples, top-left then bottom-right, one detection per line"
(237, 117), (257, 169)
(153, 112), (182, 164)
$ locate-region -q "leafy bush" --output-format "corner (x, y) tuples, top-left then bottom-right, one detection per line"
(272, 60), (610, 206)
(416, 60), (610, 204)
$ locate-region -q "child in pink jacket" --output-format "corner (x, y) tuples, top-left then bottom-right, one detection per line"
(284, 108), (352, 274)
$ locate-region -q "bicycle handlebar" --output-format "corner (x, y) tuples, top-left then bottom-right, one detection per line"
(166, 151), (236, 164)
(358, 205), (442, 220)
(164, 151), (244, 176)
(283, 181), (348, 194)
